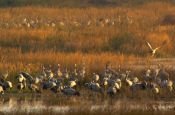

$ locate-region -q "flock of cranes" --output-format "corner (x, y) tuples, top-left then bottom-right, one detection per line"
(0, 63), (175, 97)
(0, 14), (170, 97)
(0, 15), (133, 29)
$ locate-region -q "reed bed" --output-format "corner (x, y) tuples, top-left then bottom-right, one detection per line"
(0, 2), (175, 79)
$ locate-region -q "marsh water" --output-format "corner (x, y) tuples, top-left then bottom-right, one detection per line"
(1, 58), (175, 115)
(0, 93), (175, 115)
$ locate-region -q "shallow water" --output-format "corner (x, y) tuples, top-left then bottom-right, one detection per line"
(0, 94), (175, 115)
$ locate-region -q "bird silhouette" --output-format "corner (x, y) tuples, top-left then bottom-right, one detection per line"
(146, 41), (166, 57)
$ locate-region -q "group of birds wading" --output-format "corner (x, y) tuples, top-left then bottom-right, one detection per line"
(0, 41), (173, 96)
(0, 62), (175, 97)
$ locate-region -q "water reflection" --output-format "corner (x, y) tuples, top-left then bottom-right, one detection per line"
(0, 95), (175, 114)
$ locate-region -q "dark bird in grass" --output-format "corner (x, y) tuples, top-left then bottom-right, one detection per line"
(0, 85), (4, 94)
(50, 82), (64, 93)
(17, 82), (26, 91)
(19, 72), (34, 84)
(2, 81), (13, 90)
(28, 84), (41, 93)
(85, 82), (104, 94)
(61, 87), (80, 96)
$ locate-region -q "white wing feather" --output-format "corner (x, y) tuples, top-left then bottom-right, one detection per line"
(154, 47), (161, 51)
(146, 41), (153, 51)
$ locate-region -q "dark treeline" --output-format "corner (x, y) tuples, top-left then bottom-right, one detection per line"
(0, 0), (174, 7)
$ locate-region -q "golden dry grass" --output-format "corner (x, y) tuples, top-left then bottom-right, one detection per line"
(0, 48), (139, 78)
(0, 2), (175, 77)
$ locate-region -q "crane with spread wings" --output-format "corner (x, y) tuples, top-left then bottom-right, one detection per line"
(146, 41), (166, 57)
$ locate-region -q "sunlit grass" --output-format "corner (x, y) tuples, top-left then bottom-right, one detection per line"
(0, 2), (175, 78)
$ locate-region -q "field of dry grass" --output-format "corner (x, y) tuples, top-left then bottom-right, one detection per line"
(0, 2), (175, 77)
(1, 2), (175, 115)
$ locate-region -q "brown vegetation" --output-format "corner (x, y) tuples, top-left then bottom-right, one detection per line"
(0, 2), (175, 77)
